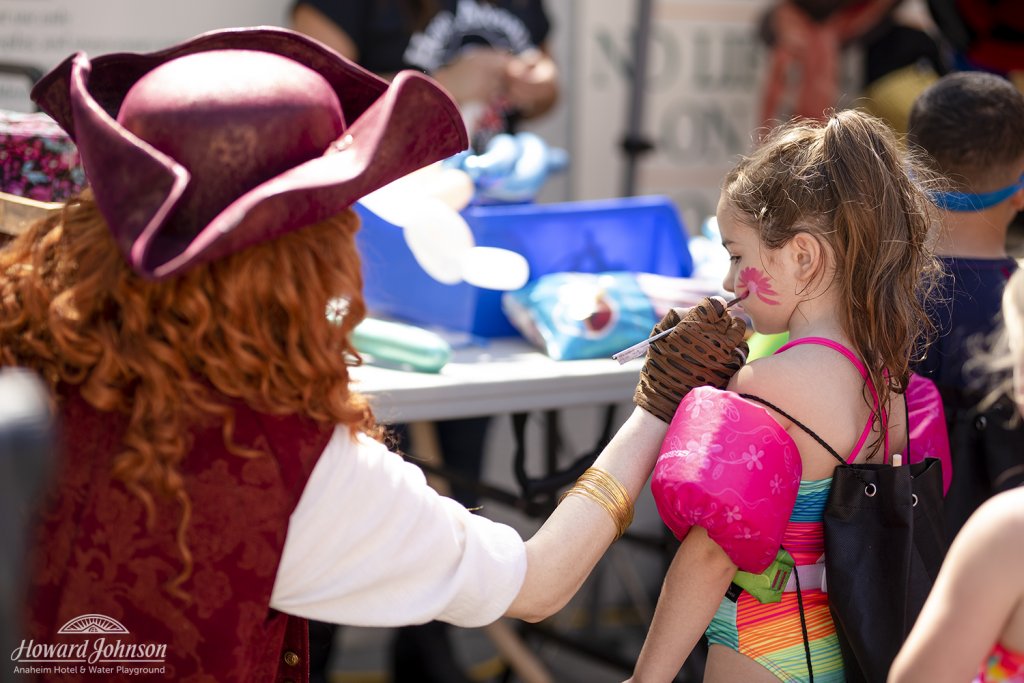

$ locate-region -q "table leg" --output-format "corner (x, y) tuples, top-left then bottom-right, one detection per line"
(408, 421), (451, 496)
(407, 420), (556, 683)
(483, 619), (554, 683)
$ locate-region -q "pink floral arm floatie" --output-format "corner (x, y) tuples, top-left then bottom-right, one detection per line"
(651, 386), (802, 574)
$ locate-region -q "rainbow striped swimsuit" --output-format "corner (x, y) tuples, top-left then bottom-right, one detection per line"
(706, 477), (845, 682)
(704, 336), (897, 681)
(976, 642), (1024, 682)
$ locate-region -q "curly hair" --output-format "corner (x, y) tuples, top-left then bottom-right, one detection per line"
(0, 190), (380, 598)
(723, 109), (945, 458)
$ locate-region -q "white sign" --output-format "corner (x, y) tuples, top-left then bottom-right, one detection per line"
(0, 0), (293, 111)
(573, 0), (860, 232)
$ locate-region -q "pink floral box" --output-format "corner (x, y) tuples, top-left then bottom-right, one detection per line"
(0, 111), (85, 202)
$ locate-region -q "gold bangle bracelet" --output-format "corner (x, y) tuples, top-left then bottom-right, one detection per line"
(558, 466), (634, 539)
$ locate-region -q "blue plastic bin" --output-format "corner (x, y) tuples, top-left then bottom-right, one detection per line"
(356, 195), (693, 337)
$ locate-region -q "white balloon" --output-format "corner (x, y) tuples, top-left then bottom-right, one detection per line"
(403, 197), (475, 285)
(357, 188), (421, 228)
(428, 168), (475, 211)
(358, 164), (474, 222)
(461, 246), (530, 291)
(386, 161), (444, 193)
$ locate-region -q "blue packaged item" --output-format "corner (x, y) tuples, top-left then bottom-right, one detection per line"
(357, 195), (693, 337)
(502, 272), (660, 360)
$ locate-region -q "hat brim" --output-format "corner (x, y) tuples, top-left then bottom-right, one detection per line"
(31, 27), (469, 279)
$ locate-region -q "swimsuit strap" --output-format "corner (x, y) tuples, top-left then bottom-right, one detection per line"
(777, 336), (868, 377)
(740, 393), (845, 466)
(774, 336), (889, 464)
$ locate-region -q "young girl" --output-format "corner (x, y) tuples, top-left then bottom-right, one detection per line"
(890, 270), (1024, 683)
(627, 109), (941, 682)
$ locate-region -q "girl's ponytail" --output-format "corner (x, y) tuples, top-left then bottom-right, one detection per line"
(821, 111), (939, 405)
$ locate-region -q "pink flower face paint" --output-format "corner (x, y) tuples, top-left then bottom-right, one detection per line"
(738, 267), (780, 305)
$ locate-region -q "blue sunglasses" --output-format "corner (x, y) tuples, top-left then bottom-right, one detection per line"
(930, 173), (1024, 212)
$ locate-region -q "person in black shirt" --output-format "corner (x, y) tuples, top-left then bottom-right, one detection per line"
(292, 0), (559, 150)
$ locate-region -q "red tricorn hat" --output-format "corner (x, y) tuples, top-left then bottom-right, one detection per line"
(31, 26), (469, 280)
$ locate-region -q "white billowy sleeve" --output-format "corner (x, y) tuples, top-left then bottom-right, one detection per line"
(270, 425), (526, 627)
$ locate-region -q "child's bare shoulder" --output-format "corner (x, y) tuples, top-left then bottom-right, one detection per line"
(953, 488), (1024, 573)
(971, 488), (1024, 540)
(727, 343), (865, 424)
(727, 351), (806, 400)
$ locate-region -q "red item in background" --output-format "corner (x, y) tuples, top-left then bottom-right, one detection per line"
(955, 0), (1024, 75)
(0, 111), (84, 202)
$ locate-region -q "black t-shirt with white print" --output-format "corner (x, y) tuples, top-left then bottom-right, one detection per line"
(295, 0), (551, 147)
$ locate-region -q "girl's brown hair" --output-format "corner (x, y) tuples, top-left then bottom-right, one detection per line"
(722, 109), (943, 457)
(0, 191), (380, 597)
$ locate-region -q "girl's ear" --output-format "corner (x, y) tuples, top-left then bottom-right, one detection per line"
(788, 232), (823, 283)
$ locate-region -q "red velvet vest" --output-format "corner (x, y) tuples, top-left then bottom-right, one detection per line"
(22, 389), (334, 682)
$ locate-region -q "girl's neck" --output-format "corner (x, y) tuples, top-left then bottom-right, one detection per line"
(786, 293), (851, 347)
(788, 320), (851, 347)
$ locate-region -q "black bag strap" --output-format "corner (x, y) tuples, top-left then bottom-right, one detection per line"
(790, 547), (815, 683)
(904, 389), (912, 463)
(739, 393), (846, 466)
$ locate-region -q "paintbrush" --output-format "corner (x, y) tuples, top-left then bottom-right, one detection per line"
(611, 295), (746, 364)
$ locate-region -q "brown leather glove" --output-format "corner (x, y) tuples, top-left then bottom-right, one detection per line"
(634, 297), (749, 423)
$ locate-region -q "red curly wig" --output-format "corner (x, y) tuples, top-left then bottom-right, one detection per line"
(0, 190), (380, 598)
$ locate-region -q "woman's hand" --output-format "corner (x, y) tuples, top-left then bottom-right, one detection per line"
(504, 48), (559, 118)
(634, 297), (748, 423)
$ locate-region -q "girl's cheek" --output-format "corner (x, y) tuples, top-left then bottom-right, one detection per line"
(737, 266), (782, 306)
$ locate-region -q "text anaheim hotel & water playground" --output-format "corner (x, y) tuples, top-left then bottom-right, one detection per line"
(9, 614), (168, 677)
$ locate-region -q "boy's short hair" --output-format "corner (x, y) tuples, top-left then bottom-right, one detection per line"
(908, 71), (1024, 193)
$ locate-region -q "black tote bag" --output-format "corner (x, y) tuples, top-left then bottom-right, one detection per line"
(822, 457), (946, 683)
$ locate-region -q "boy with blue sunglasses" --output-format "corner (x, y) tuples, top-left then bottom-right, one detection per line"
(908, 70), (1024, 539)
